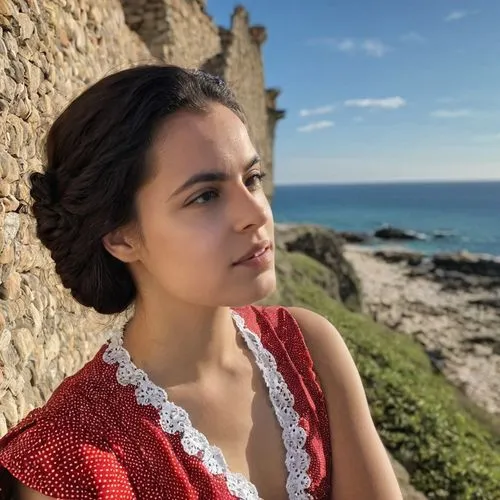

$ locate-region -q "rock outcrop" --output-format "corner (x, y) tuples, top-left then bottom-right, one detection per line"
(433, 251), (500, 277)
(372, 249), (500, 291)
(274, 224), (363, 312)
(339, 224), (459, 245)
(338, 231), (372, 244)
(374, 225), (426, 241)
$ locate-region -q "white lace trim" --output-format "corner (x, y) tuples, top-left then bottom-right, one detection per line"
(102, 310), (312, 500)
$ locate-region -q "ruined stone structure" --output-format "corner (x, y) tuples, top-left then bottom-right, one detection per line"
(0, 0), (284, 435)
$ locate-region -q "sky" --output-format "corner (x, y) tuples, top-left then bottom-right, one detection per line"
(209, 0), (500, 185)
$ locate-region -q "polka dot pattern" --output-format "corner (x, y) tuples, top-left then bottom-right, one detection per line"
(0, 306), (331, 499)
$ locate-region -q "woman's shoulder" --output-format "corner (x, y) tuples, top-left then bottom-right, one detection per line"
(27, 342), (120, 422)
(0, 343), (136, 499)
(233, 303), (302, 334)
(236, 304), (356, 395)
(238, 304), (341, 344)
(234, 304), (325, 349)
(234, 304), (326, 381)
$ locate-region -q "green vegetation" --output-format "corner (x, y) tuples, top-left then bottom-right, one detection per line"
(265, 250), (500, 499)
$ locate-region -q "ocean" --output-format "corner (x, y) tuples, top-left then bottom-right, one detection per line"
(271, 181), (500, 257)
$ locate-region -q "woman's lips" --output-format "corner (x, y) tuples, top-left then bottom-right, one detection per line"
(233, 242), (273, 268)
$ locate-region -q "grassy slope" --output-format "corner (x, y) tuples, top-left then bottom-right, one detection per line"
(263, 250), (500, 499)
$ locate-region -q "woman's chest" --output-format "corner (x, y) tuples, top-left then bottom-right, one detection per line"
(101, 310), (331, 499)
(162, 370), (290, 500)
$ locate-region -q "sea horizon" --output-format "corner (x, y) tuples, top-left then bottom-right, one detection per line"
(272, 180), (500, 257)
(275, 178), (500, 188)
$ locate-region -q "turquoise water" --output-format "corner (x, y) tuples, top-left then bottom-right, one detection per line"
(272, 181), (500, 256)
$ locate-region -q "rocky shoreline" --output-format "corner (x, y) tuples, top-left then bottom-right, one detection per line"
(344, 244), (500, 416)
(275, 223), (500, 498)
(275, 223), (500, 417)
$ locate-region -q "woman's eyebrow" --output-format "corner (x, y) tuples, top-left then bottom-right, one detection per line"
(170, 155), (261, 198)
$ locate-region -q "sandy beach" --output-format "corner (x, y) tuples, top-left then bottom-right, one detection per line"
(344, 245), (500, 416)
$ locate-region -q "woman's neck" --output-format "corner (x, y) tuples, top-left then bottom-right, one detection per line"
(122, 296), (243, 388)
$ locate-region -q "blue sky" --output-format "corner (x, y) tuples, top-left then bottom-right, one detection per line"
(209, 0), (500, 184)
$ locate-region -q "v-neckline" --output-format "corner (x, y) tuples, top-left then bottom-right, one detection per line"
(102, 308), (312, 499)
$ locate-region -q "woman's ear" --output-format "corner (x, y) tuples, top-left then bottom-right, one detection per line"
(102, 225), (141, 264)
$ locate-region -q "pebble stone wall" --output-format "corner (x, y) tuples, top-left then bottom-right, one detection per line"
(0, 0), (284, 435)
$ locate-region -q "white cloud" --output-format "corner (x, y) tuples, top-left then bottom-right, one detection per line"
(400, 32), (427, 44)
(361, 39), (390, 57)
(308, 37), (391, 57)
(430, 109), (471, 118)
(445, 10), (480, 22)
(337, 38), (356, 53)
(445, 10), (467, 22)
(297, 120), (335, 133)
(344, 97), (407, 110)
(299, 105), (335, 117)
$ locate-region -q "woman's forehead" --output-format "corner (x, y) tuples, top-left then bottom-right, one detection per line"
(153, 105), (255, 171)
(147, 105), (256, 188)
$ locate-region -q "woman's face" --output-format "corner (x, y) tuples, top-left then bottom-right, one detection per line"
(129, 102), (276, 308)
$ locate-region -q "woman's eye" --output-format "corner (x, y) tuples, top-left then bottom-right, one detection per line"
(246, 172), (267, 190)
(187, 173), (266, 206)
(190, 190), (219, 205)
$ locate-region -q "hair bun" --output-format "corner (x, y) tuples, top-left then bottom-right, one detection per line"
(29, 170), (134, 315)
(30, 171), (76, 243)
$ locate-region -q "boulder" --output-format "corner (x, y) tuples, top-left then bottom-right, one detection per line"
(432, 252), (500, 278)
(374, 225), (426, 241)
(374, 249), (425, 267)
(432, 229), (456, 240)
(338, 231), (372, 244)
(274, 224), (362, 312)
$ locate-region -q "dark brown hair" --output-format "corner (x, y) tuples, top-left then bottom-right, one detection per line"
(30, 65), (245, 314)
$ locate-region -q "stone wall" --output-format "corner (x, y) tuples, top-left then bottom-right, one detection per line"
(217, 7), (277, 197)
(121, 0), (221, 67)
(120, 0), (284, 197)
(0, 0), (283, 435)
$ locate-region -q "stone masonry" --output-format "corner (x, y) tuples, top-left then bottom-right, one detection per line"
(0, 0), (284, 435)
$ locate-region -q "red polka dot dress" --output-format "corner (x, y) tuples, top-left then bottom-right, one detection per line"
(0, 306), (331, 499)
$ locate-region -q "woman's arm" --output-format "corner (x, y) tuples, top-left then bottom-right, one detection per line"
(288, 307), (403, 500)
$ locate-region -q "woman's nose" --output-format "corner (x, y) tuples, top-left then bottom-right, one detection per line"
(231, 188), (271, 233)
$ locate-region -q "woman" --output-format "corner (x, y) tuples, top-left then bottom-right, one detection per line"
(0, 65), (402, 500)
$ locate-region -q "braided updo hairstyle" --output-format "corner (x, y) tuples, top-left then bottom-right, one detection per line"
(30, 65), (245, 315)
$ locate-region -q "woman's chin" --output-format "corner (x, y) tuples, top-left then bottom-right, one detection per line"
(228, 269), (277, 307)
